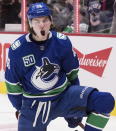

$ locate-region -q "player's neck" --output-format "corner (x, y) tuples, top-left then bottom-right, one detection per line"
(29, 34), (48, 43)
(32, 33), (49, 42)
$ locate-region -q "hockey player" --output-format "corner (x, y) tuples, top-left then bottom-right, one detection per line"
(5, 2), (115, 131)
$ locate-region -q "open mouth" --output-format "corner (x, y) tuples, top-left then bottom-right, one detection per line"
(41, 30), (45, 36)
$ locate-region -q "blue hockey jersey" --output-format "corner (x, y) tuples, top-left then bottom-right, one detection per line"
(5, 31), (79, 110)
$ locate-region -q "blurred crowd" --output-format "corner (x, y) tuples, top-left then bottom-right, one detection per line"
(26, 0), (116, 34)
(0, 0), (21, 31)
(80, 0), (115, 33)
(27, 0), (74, 33)
(0, 0), (116, 34)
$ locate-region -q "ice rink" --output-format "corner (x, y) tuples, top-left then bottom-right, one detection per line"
(0, 94), (116, 131)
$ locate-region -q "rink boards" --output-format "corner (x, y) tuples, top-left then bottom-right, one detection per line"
(0, 33), (116, 116)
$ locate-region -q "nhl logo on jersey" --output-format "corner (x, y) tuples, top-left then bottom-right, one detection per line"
(31, 57), (60, 90)
(57, 33), (67, 40)
(36, 4), (43, 8)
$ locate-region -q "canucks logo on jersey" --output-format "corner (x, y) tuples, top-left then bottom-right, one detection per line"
(31, 57), (60, 90)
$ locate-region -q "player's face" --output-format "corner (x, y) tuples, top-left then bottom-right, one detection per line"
(31, 16), (52, 40)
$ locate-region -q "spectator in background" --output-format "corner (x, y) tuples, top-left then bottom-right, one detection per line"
(0, 0), (21, 31)
(81, 0), (115, 33)
(0, 0), (13, 30)
(79, 6), (89, 33)
(98, 0), (114, 33)
(61, 0), (74, 33)
(52, 1), (73, 32)
(110, 0), (116, 34)
(11, 0), (21, 23)
(87, 0), (102, 33)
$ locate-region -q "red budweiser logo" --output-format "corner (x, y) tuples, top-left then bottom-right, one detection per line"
(74, 47), (112, 77)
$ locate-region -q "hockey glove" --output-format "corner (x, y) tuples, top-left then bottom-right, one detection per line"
(65, 117), (83, 128)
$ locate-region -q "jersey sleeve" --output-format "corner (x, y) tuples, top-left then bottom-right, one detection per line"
(5, 48), (23, 110)
(62, 37), (80, 85)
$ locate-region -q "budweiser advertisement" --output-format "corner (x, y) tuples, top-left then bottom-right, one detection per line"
(74, 47), (112, 77)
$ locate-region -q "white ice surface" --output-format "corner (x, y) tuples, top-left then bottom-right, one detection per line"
(0, 94), (116, 131)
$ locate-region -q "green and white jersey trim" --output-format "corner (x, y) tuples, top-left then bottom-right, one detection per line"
(66, 68), (79, 81)
(86, 112), (109, 130)
(86, 123), (103, 130)
(5, 79), (19, 85)
(8, 92), (22, 95)
(23, 78), (70, 98)
(5, 79), (23, 95)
